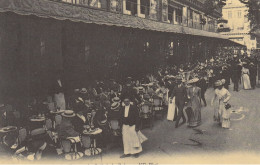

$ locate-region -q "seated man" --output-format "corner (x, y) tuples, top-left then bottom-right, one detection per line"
(58, 110), (83, 159)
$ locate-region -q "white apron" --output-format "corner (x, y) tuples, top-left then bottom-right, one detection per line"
(122, 125), (143, 155)
(167, 97), (177, 121)
(54, 92), (66, 110)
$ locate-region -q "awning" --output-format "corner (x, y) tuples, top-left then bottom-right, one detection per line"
(0, 0), (232, 41)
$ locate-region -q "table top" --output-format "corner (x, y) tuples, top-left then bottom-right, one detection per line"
(82, 128), (102, 135)
(0, 126), (17, 133)
(50, 110), (65, 114)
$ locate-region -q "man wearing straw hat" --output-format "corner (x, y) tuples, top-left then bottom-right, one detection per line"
(58, 110), (83, 159)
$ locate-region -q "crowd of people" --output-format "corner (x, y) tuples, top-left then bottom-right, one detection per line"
(0, 50), (259, 161)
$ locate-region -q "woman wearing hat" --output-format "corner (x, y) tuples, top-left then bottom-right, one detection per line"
(211, 80), (231, 128)
(186, 78), (201, 127)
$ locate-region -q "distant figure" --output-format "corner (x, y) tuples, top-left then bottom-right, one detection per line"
(231, 56), (242, 92)
(249, 62), (257, 89)
(241, 63), (251, 90)
(53, 73), (66, 110)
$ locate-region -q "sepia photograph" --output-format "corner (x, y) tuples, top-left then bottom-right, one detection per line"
(0, 0), (260, 164)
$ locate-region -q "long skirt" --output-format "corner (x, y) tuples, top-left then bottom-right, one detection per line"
(242, 74), (251, 89)
(214, 101), (230, 128)
(122, 125), (143, 155)
(54, 93), (66, 110)
(167, 97), (177, 121)
(187, 98), (201, 127)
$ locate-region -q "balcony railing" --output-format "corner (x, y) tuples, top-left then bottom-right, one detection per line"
(49, 0), (218, 33)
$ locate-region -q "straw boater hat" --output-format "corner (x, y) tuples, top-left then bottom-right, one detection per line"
(62, 110), (76, 118)
(188, 78), (199, 84)
(80, 88), (87, 94)
(215, 80), (223, 87)
(111, 102), (120, 110)
(112, 97), (121, 103)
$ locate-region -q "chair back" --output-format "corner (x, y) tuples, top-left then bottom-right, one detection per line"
(110, 120), (120, 130)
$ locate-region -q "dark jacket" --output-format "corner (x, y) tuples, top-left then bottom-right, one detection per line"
(120, 105), (139, 127)
(52, 79), (64, 94)
(121, 85), (141, 103)
(198, 78), (207, 94)
(170, 85), (187, 104)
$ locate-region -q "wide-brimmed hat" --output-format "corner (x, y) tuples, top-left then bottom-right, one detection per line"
(80, 88), (87, 93)
(215, 80), (222, 87)
(188, 78), (199, 84)
(112, 97), (121, 103)
(111, 102), (120, 110)
(62, 110), (76, 118)
(74, 89), (80, 93)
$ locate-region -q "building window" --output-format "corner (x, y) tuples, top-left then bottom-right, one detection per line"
(237, 10), (241, 18)
(140, 0), (150, 15)
(228, 11), (232, 18)
(126, 0), (137, 15)
(175, 8), (183, 24)
(168, 6), (174, 23)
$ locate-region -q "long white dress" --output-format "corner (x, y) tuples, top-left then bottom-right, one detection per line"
(212, 88), (231, 128)
(167, 97), (177, 121)
(241, 67), (251, 90)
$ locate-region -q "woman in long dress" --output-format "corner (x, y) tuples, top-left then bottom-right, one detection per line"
(211, 80), (231, 128)
(186, 78), (201, 127)
(241, 64), (251, 90)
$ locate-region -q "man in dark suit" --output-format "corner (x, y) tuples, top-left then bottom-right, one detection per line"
(170, 78), (188, 128)
(249, 62), (257, 89)
(231, 56), (242, 92)
(120, 97), (142, 158)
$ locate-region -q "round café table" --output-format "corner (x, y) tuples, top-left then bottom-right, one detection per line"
(81, 128), (102, 156)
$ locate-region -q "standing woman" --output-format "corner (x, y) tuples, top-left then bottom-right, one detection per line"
(211, 80), (231, 128)
(186, 78), (202, 127)
(241, 63), (251, 90)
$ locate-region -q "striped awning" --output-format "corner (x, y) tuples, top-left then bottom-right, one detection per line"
(0, 0), (233, 41)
